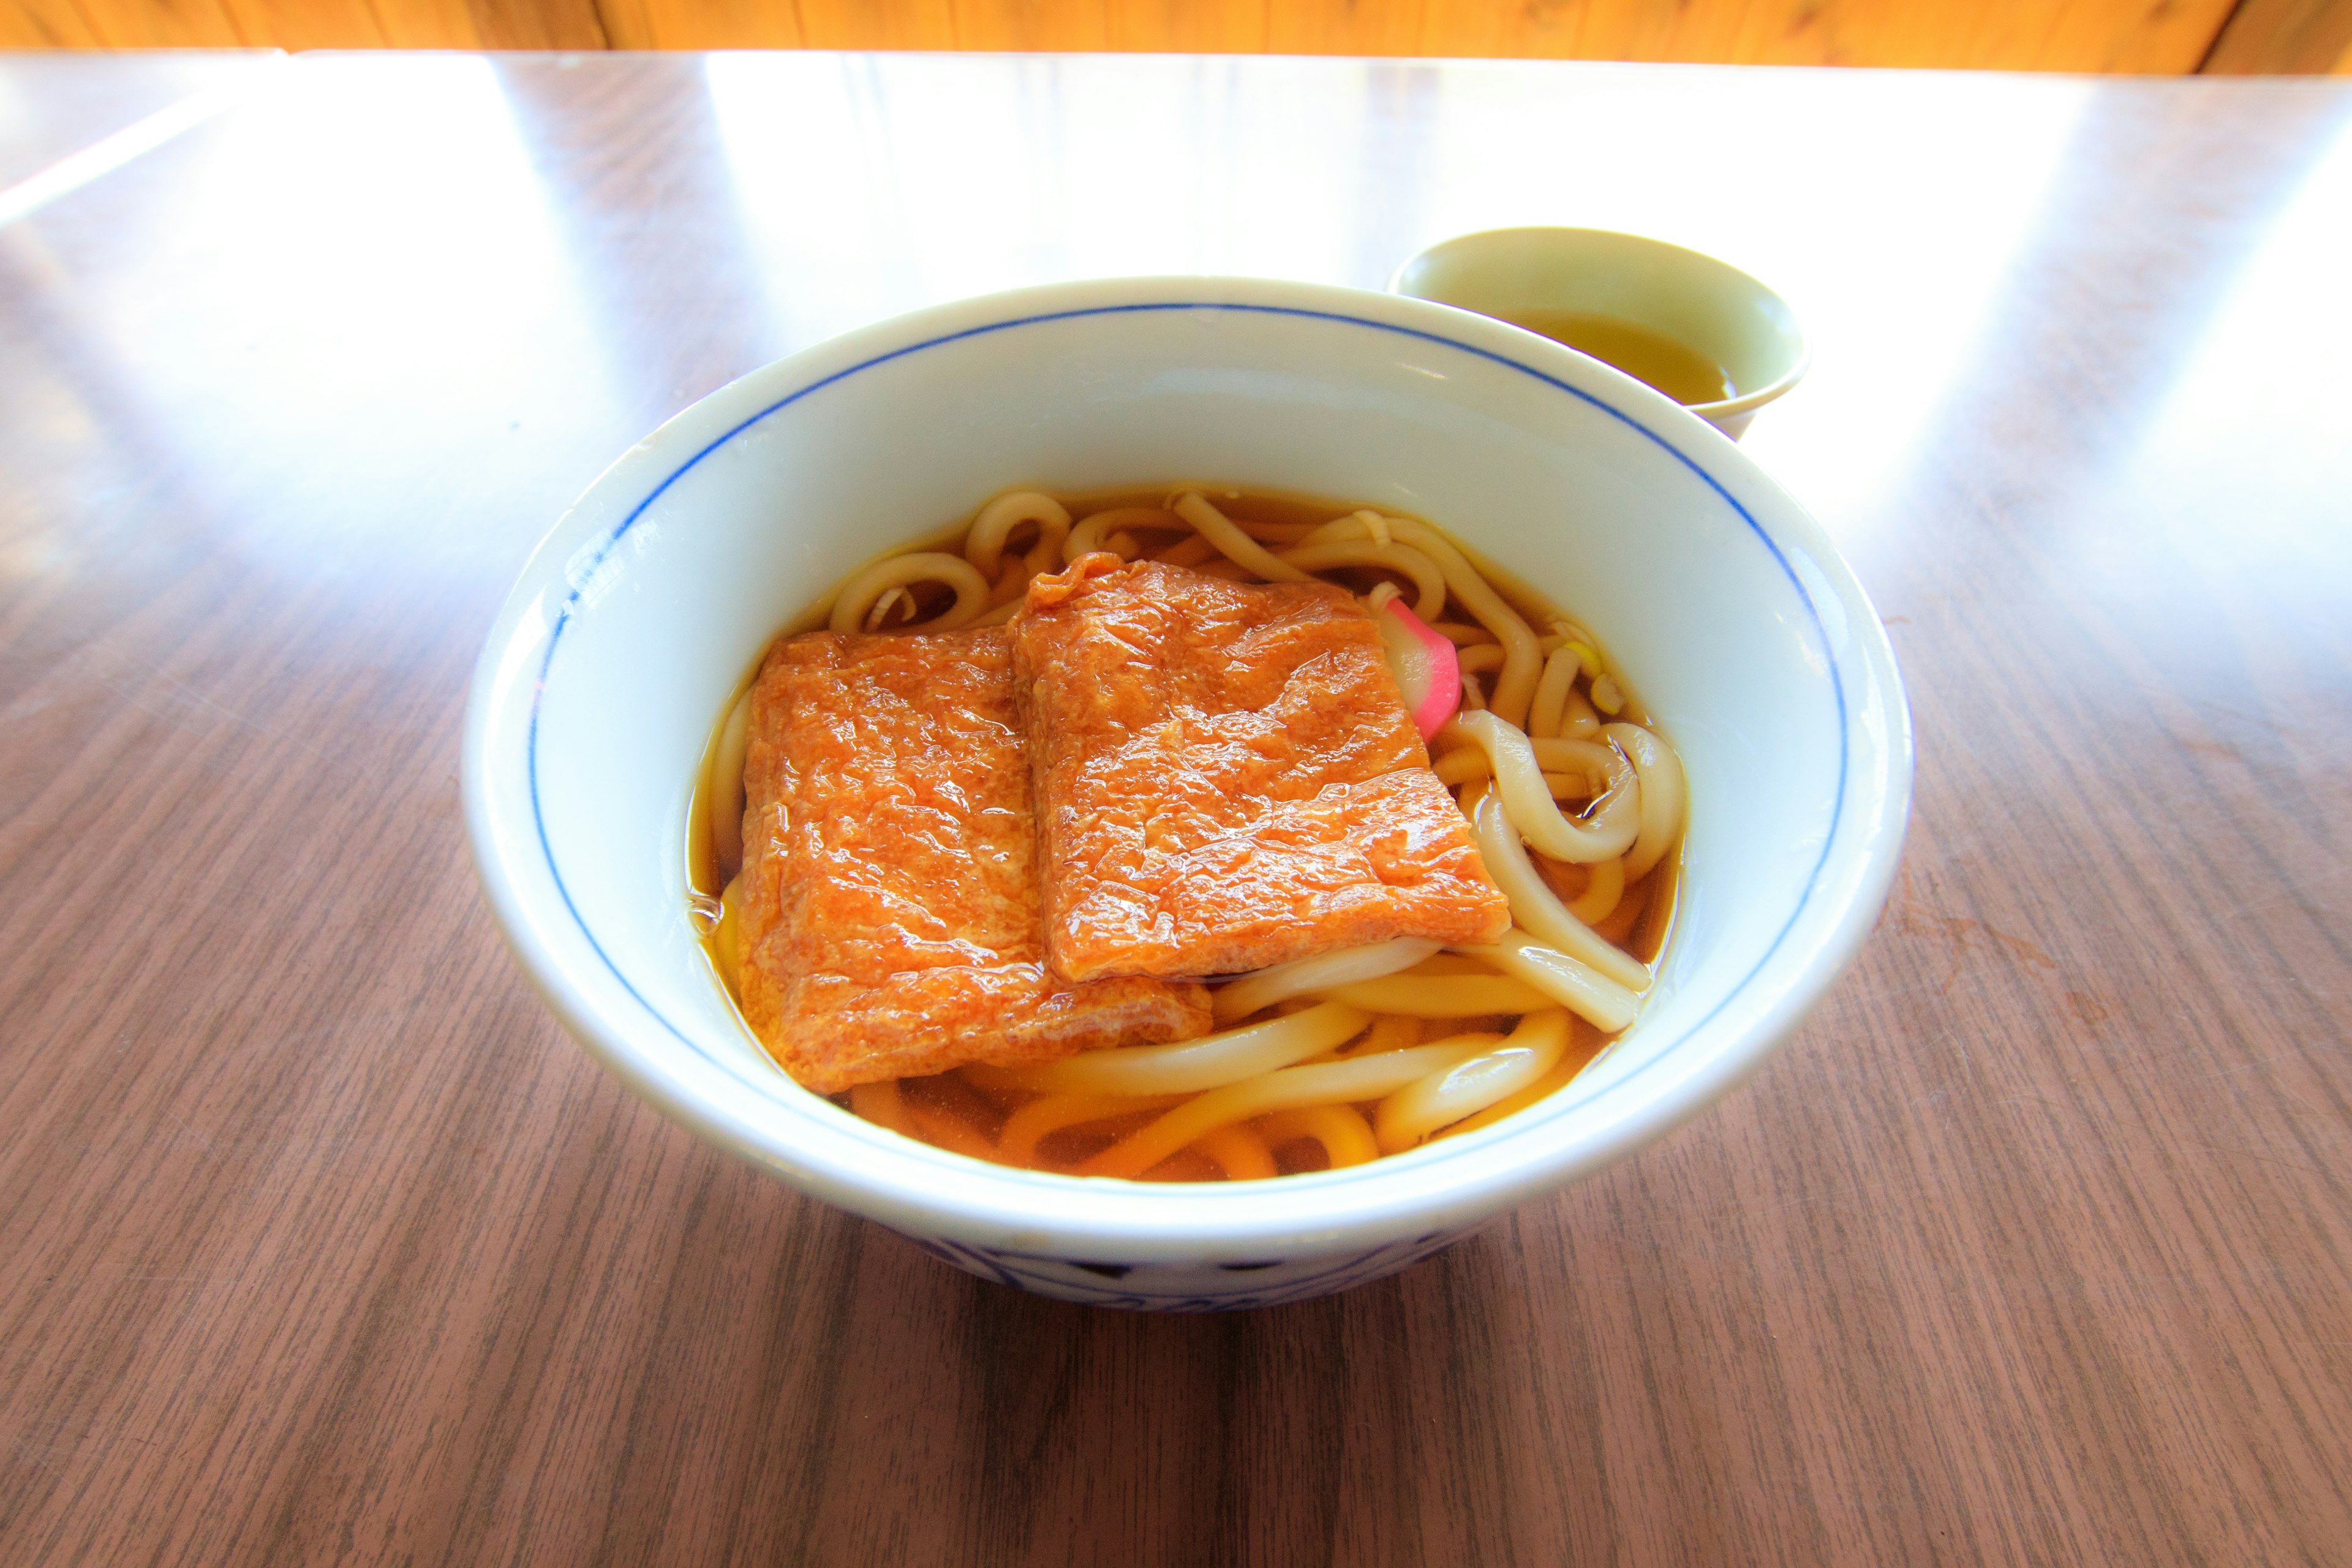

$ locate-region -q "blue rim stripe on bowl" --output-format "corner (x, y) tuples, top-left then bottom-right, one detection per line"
(524, 300), (1852, 1151)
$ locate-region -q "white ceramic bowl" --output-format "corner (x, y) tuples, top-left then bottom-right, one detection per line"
(463, 276), (1910, 1311)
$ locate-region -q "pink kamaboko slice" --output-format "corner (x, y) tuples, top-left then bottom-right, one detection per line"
(1373, 594), (1461, 739)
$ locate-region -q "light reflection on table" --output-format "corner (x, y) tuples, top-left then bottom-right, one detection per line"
(696, 57), (2102, 533)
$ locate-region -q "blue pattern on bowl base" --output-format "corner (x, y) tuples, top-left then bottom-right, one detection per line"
(899, 1228), (1471, 1311)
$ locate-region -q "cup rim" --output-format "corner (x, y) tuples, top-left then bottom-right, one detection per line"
(463, 274), (1908, 1262)
(1388, 225), (1812, 418)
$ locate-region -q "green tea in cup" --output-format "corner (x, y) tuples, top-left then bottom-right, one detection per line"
(1496, 307), (1739, 407)
(1390, 228), (1806, 440)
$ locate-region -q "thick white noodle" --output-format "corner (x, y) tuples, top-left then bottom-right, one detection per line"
(1526, 648), (1600, 741)
(1353, 1021), (1498, 1059)
(1430, 748), (1487, 788)
(1301, 512), (1541, 725)
(963, 491), (1072, 579)
(1063, 507), (1182, 564)
(710, 683), (755, 871)
(1235, 517), (1321, 545)
(1196, 1123), (1277, 1180)
(1011, 1001), (1370, 1096)
(1469, 791), (1652, 992)
(1374, 1009), (1571, 1152)
(1457, 643), (1507, 674)
(827, 552), (992, 635)
(1569, 856), (1624, 925)
(861, 587), (910, 631)
(986, 561), (1031, 607)
(1557, 688), (1601, 739)
(1455, 929), (1641, 1033)
(1276, 540), (1448, 620)
(1449, 711), (1640, 863)
(1433, 734), (1622, 791)
(1084, 1036), (1495, 1177)
(1528, 645), (1580, 739)
(1319, 974), (1551, 1016)
(1254, 1105), (1380, 1169)
(1607, 720), (1687, 881)
(1155, 533), (1219, 568)
(996, 1090), (1187, 1163)
(1060, 514), (1129, 562)
(1170, 492), (1314, 582)
(1549, 620), (1601, 658)
(1212, 939), (1438, 1024)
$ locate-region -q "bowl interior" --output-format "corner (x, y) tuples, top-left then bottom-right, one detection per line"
(467, 282), (1904, 1257)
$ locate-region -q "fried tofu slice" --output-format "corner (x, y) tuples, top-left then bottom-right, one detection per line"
(1011, 556), (1512, 982)
(737, 625), (1209, 1093)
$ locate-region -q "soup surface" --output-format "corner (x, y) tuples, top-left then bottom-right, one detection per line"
(688, 486), (1684, 1182)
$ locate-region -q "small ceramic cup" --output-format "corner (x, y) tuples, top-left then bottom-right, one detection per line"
(1390, 228), (1807, 440)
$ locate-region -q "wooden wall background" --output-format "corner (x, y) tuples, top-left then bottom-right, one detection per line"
(4, 0), (2351, 74)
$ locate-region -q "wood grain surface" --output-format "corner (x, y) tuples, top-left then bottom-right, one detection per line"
(0, 0), (609, 48)
(2, 51), (2350, 1567)
(18, 0), (2352, 72)
(2206, 0), (2352, 73)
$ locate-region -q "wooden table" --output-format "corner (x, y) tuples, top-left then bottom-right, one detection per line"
(0, 49), (279, 199)
(3, 51), (2348, 1566)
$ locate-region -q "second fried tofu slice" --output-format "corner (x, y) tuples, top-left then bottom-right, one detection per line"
(1011, 556), (1512, 982)
(737, 626), (1209, 1094)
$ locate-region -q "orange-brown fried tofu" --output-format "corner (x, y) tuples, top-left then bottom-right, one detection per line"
(1011, 556), (1512, 981)
(736, 626), (1209, 1093)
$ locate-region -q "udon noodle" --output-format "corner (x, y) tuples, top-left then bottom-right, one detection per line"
(688, 486), (1684, 1182)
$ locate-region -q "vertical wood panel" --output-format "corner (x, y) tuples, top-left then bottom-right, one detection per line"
(1264, 0), (1426, 56)
(468, 0), (608, 47)
(2032, 0), (2229, 71)
(214, 0), (391, 46)
(0, 0), (602, 48)
(1413, 0), (2243, 71)
(2201, 0), (2352, 72)
(195, 0), (605, 47)
(790, 0), (958, 48)
(0, 0), (251, 47)
(598, 0), (801, 47)
(363, 0), (489, 45)
(949, 0), (1110, 51)
(1101, 0), (1267, 51)
(1411, 0), (1564, 58)
(0, 0), (108, 45)
(19, 0), (2329, 75)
